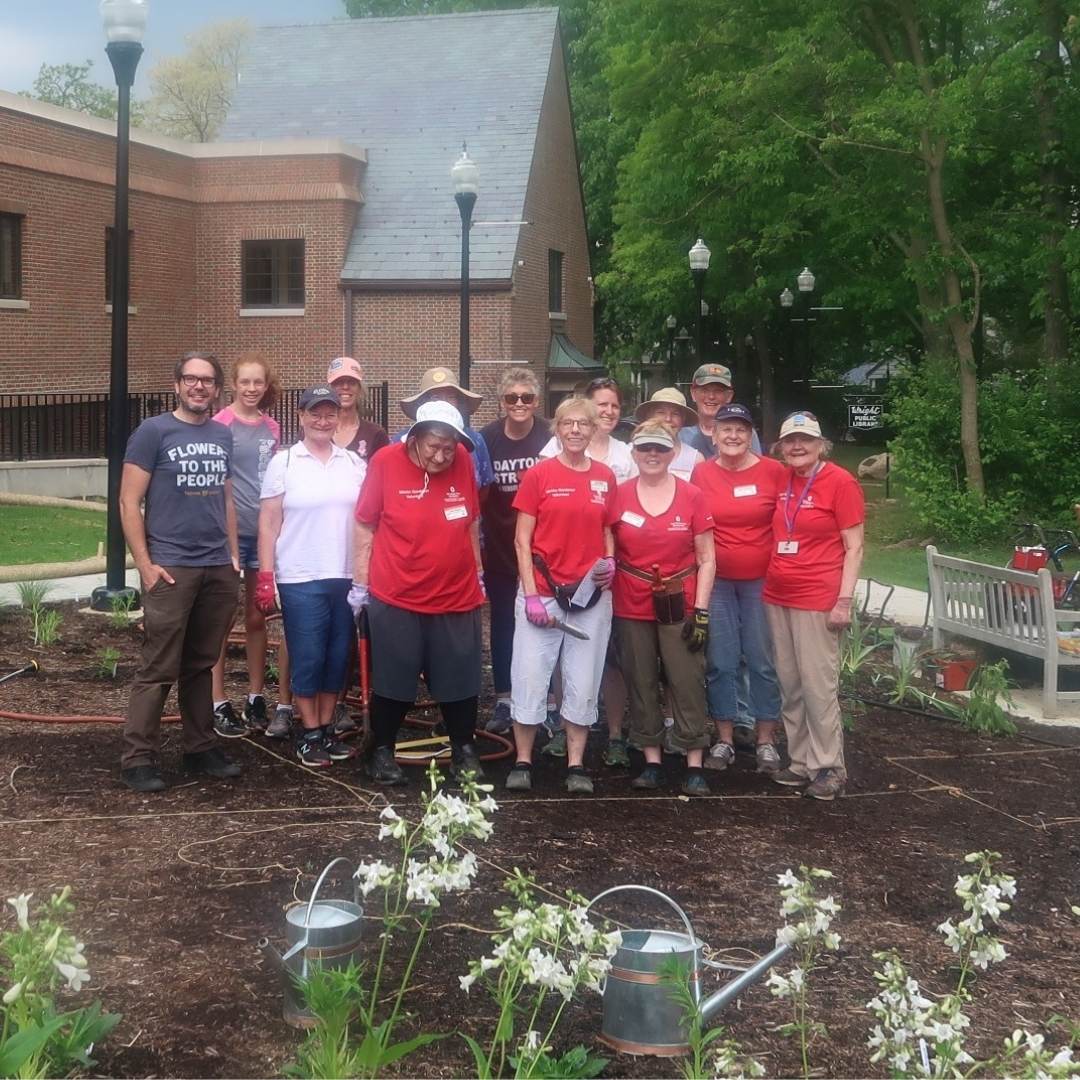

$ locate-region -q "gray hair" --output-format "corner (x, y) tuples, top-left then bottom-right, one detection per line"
(770, 437), (834, 459)
(499, 366), (541, 397)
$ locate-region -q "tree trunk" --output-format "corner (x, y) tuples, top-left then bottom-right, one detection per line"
(754, 323), (776, 443)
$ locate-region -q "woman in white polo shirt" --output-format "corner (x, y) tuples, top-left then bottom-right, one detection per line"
(254, 385), (366, 768)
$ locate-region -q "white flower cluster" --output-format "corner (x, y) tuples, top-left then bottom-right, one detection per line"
(936, 851), (1016, 972)
(867, 952), (973, 1077)
(767, 867), (842, 1001)
(999, 1029), (1079, 1079)
(711, 1036), (766, 1078)
(4, 890), (91, 999)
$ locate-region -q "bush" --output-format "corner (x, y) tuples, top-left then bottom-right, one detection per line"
(889, 360), (1080, 544)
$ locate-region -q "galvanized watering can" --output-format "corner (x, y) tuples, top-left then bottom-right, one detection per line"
(258, 858), (363, 1029)
(587, 885), (790, 1057)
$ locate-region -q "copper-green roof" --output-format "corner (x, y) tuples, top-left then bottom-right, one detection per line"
(548, 333), (603, 371)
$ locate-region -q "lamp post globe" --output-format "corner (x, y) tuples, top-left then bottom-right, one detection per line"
(779, 287), (794, 308)
(797, 266), (815, 293)
(91, 0), (147, 612)
(688, 238), (710, 362)
(452, 144), (478, 390)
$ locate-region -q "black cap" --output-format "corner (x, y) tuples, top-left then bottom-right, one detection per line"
(714, 403), (754, 425)
(298, 384), (341, 410)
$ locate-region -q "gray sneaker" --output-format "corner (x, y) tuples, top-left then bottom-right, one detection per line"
(266, 706), (294, 740)
(485, 700), (513, 735)
(755, 743), (781, 774)
(505, 763), (533, 791)
(566, 769), (594, 795)
(542, 730), (567, 758)
(603, 736), (630, 768)
(772, 767), (810, 787)
(704, 741), (736, 771)
(331, 701), (357, 736)
(804, 768), (845, 801)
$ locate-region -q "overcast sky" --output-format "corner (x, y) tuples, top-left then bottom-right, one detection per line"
(0, 0), (345, 95)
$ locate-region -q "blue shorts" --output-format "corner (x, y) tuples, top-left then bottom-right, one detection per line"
(237, 534), (259, 571)
(278, 578), (353, 697)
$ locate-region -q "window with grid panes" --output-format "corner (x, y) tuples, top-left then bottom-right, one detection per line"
(0, 214), (22, 299)
(242, 239), (305, 307)
(548, 249), (564, 313)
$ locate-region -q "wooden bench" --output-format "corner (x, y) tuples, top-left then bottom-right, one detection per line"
(926, 546), (1080, 719)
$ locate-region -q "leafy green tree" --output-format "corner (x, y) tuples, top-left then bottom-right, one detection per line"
(25, 60), (118, 120)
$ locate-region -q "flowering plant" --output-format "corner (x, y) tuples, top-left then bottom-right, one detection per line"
(0, 887), (119, 1077)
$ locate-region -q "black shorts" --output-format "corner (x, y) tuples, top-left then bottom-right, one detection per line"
(367, 597), (482, 703)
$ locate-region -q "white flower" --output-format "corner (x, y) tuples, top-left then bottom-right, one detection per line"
(2, 980), (23, 1005)
(522, 1029), (543, 1054)
(459, 972), (477, 992)
(377, 806), (408, 841)
(6, 893), (31, 931)
(777, 869), (800, 888)
(354, 860), (396, 897)
(52, 959), (90, 992)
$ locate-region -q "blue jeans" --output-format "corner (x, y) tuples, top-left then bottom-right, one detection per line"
(278, 578), (353, 697)
(706, 577), (781, 723)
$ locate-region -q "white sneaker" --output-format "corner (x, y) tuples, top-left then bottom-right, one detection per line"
(704, 741), (736, 771)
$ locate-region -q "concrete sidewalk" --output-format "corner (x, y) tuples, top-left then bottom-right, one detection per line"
(0, 568), (141, 608)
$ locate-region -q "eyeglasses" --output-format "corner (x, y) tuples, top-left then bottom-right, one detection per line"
(634, 443), (672, 454)
(179, 374), (218, 388)
(557, 418), (594, 430)
(503, 392), (537, 406)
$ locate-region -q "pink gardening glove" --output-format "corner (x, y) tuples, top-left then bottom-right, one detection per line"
(591, 557), (616, 590)
(525, 594), (553, 627)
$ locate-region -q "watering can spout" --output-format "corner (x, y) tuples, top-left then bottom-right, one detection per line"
(699, 942), (791, 1024)
(258, 937), (285, 973)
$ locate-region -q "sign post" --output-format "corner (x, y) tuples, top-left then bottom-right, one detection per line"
(845, 396), (889, 498)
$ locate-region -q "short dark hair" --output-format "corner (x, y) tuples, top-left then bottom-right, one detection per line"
(584, 376), (623, 404)
(174, 350), (224, 386)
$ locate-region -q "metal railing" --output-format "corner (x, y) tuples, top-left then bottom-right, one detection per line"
(0, 383), (390, 461)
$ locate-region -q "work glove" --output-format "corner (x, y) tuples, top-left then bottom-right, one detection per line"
(347, 582), (370, 617)
(591, 556), (616, 589)
(682, 608), (709, 653)
(525, 594), (553, 628)
(253, 571), (278, 615)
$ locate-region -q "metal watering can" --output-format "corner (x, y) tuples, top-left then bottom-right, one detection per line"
(258, 858), (363, 1029)
(587, 885), (791, 1057)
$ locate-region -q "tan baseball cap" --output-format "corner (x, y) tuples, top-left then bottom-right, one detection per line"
(691, 363), (733, 387)
(633, 386), (699, 427)
(778, 412), (824, 439)
(326, 356), (363, 384)
(400, 366), (483, 419)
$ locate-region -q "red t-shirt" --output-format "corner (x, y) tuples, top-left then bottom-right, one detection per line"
(512, 456), (617, 597)
(611, 479), (714, 620)
(763, 462), (865, 611)
(691, 456), (788, 580)
(354, 442), (483, 614)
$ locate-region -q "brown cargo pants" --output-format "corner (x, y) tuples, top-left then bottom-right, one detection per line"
(122, 564), (238, 768)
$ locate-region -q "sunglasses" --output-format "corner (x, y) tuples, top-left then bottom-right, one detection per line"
(634, 443), (672, 454)
(503, 393), (537, 406)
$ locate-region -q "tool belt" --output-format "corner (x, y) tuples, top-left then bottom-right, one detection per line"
(617, 561), (696, 624)
(533, 554), (601, 613)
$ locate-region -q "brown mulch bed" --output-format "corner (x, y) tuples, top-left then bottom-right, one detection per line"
(0, 600), (1078, 1078)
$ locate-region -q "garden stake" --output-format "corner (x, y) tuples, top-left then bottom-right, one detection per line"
(0, 659), (39, 685)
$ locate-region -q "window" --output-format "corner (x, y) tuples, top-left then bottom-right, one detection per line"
(242, 239), (305, 308)
(548, 249), (564, 313)
(0, 214), (22, 300)
(104, 227), (133, 304)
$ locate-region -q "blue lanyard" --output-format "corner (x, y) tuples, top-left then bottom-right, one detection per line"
(783, 463), (822, 536)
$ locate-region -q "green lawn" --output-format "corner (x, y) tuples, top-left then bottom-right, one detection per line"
(0, 505), (107, 566)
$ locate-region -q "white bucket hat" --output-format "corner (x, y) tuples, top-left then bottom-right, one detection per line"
(405, 400), (476, 452)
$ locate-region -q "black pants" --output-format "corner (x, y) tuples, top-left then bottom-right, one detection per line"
(370, 694), (478, 750)
(485, 571), (517, 696)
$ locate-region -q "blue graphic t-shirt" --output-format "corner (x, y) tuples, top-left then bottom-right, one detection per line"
(124, 412), (234, 567)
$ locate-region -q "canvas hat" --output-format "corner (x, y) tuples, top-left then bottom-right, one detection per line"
(400, 366), (482, 419)
(691, 363), (733, 387)
(326, 356), (363, 384)
(298, 384), (341, 410)
(714, 403), (754, 426)
(630, 427), (676, 451)
(405, 400), (476, 452)
(778, 412), (824, 440)
(633, 387), (698, 427)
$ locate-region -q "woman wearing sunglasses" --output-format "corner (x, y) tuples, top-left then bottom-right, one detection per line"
(479, 368), (549, 735)
(611, 421), (715, 795)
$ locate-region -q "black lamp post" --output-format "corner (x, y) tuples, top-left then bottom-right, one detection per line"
(779, 286), (795, 367)
(92, 0), (147, 613)
(665, 314), (676, 379)
(688, 238), (710, 363)
(451, 145), (479, 390)
(797, 266), (816, 369)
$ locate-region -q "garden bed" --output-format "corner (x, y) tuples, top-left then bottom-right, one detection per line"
(0, 602), (1079, 1077)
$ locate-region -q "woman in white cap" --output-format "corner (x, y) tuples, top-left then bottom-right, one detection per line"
(764, 411), (865, 801)
(691, 403), (786, 775)
(254, 386), (366, 768)
(506, 395), (618, 795)
(611, 421), (715, 795)
(350, 400), (486, 785)
(633, 387), (704, 481)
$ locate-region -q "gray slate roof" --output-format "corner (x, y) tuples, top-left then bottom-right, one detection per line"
(220, 8), (560, 284)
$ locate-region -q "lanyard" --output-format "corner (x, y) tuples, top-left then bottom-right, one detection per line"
(783, 463), (822, 536)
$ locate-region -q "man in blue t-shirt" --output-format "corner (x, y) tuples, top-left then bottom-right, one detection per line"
(118, 351), (241, 793)
(679, 363), (763, 458)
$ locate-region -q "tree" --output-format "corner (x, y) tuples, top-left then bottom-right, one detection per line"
(25, 60), (118, 120)
(146, 19), (251, 142)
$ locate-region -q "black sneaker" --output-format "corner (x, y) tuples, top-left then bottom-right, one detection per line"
(450, 741), (485, 782)
(367, 745), (406, 785)
(243, 695), (268, 731)
(631, 763), (663, 790)
(296, 730), (332, 768)
(331, 702), (357, 736)
(213, 701), (248, 739)
(321, 727), (358, 762)
(121, 765), (166, 792)
(182, 747), (241, 779)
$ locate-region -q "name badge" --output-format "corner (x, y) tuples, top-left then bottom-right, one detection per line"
(620, 511), (645, 528)
(733, 484), (758, 498)
(590, 479), (609, 493)
(777, 540), (799, 555)
(444, 505), (469, 521)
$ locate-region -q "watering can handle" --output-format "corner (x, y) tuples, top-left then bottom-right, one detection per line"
(303, 856), (359, 929)
(584, 884), (698, 945)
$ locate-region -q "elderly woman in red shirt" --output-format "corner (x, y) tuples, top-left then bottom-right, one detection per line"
(350, 400), (486, 786)
(764, 411), (865, 802)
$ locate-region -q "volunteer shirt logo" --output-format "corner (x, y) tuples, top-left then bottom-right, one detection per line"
(669, 514), (690, 532)
(166, 441), (228, 491)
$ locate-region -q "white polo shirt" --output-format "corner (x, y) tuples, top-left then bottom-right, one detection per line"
(260, 442), (366, 583)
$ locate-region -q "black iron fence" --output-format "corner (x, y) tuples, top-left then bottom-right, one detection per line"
(0, 383), (390, 461)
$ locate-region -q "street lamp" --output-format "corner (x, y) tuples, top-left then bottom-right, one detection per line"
(452, 144), (479, 390)
(92, 0), (147, 612)
(796, 266), (815, 369)
(779, 287), (794, 309)
(797, 266), (816, 293)
(688, 238), (710, 362)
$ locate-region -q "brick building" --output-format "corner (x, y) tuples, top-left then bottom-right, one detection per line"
(0, 7), (597, 425)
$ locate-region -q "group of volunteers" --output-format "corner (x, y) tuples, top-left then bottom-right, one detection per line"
(117, 350), (864, 805)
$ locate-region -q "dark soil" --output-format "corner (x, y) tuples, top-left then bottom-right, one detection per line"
(1, 601), (1079, 1079)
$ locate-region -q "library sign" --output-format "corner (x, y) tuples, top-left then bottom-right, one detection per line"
(847, 401), (884, 430)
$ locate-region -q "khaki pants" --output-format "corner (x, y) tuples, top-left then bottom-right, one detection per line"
(122, 564), (238, 768)
(764, 604), (846, 778)
(615, 617), (709, 751)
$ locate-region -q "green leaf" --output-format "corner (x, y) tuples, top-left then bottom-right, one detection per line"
(0, 1015), (67, 1076)
(459, 1033), (493, 1079)
(375, 1031), (446, 1069)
